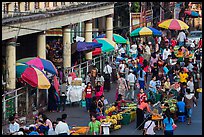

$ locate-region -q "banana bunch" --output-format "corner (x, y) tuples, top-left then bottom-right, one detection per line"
(116, 114), (123, 120)
(105, 106), (116, 114)
(113, 125), (121, 130)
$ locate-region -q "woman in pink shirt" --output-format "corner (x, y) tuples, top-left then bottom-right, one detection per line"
(95, 81), (104, 100)
(42, 115), (53, 129)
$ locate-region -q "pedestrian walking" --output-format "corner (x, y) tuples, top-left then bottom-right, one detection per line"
(94, 81), (104, 100)
(48, 84), (57, 112)
(89, 96), (98, 120)
(177, 30), (186, 46)
(137, 67), (146, 90)
(184, 88), (197, 125)
(126, 69), (137, 101)
(192, 67), (200, 99)
(117, 73), (128, 97)
(137, 88), (147, 105)
(143, 116), (156, 135)
(95, 73), (105, 87)
(83, 82), (93, 112)
(163, 110), (175, 135)
(103, 62), (112, 92)
(59, 92), (67, 111)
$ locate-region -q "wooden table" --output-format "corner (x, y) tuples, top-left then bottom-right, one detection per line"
(152, 116), (164, 130)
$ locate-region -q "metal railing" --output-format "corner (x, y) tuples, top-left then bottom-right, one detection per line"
(64, 52), (114, 83)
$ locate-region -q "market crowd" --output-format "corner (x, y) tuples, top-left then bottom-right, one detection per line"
(6, 29), (202, 135)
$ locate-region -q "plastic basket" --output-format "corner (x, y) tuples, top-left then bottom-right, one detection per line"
(121, 113), (131, 125)
(81, 100), (86, 108)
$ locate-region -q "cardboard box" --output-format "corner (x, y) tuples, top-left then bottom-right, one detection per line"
(71, 80), (82, 86)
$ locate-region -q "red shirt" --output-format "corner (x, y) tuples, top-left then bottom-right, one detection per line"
(139, 56), (144, 66)
(137, 93), (147, 105)
(198, 39), (202, 48)
(143, 65), (149, 73)
(171, 39), (177, 47)
(84, 87), (93, 98)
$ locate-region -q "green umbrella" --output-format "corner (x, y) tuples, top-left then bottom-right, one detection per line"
(113, 34), (127, 44)
(16, 63), (28, 78)
(93, 38), (115, 52)
(94, 33), (127, 44)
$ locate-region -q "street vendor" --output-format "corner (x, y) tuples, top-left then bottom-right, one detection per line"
(115, 94), (132, 111)
(136, 99), (155, 130)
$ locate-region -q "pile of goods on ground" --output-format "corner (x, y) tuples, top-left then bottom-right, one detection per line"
(162, 99), (177, 113)
(70, 127), (89, 135)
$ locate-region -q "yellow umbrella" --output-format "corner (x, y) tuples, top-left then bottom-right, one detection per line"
(158, 19), (189, 30)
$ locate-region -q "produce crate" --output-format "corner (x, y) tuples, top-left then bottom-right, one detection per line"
(121, 113), (131, 125)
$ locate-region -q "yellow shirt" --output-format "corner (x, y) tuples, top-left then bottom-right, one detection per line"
(164, 82), (171, 89)
(179, 72), (188, 83)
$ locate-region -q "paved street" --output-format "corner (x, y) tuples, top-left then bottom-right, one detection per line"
(44, 74), (202, 135)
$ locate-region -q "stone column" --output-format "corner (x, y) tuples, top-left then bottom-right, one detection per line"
(63, 25), (71, 68)
(19, 2), (25, 12)
(106, 14), (113, 41)
(37, 31), (46, 59)
(6, 38), (16, 90)
(29, 2), (35, 12)
(85, 20), (93, 60)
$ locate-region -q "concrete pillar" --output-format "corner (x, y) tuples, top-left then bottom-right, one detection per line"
(106, 14), (113, 41)
(19, 2), (25, 12)
(39, 2), (44, 10)
(37, 31), (46, 59)
(29, 2), (35, 12)
(85, 20), (93, 60)
(63, 25), (71, 69)
(8, 2), (14, 16)
(6, 38), (16, 90)
(57, 2), (61, 7)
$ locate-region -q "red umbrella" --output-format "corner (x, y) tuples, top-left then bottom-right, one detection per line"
(92, 48), (102, 56)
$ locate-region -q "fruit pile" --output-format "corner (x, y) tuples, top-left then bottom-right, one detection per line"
(152, 114), (162, 120)
(105, 106), (116, 115)
(163, 99), (178, 113)
(100, 114), (123, 130)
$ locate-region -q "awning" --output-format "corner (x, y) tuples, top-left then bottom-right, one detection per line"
(71, 42), (102, 54)
(92, 48), (102, 56)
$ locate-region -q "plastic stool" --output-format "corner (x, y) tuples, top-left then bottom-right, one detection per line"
(178, 115), (185, 122)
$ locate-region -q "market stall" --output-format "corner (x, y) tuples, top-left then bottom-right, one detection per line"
(66, 78), (86, 104)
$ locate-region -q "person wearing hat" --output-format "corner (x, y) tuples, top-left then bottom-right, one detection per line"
(126, 69), (137, 101)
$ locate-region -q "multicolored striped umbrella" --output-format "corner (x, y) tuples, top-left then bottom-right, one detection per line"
(130, 27), (162, 37)
(93, 38), (116, 52)
(184, 10), (201, 17)
(95, 33), (127, 44)
(16, 63), (51, 89)
(158, 19), (189, 30)
(17, 57), (58, 75)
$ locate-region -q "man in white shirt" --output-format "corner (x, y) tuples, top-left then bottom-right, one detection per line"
(118, 61), (125, 74)
(103, 62), (112, 92)
(126, 69), (137, 101)
(177, 30), (186, 46)
(143, 42), (151, 62)
(130, 43), (138, 59)
(143, 116), (156, 135)
(8, 116), (20, 135)
(119, 45), (126, 58)
(162, 46), (171, 60)
(55, 118), (70, 135)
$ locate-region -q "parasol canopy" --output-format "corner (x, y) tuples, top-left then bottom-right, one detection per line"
(92, 48), (102, 56)
(17, 57), (58, 75)
(93, 38), (116, 52)
(184, 10), (201, 17)
(16, 63), (51, 89)
(71, 42), (102, 54)
(130, 27), (162, 37)
(158, 19), (189, 30)
(95, 33), (127, 44)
